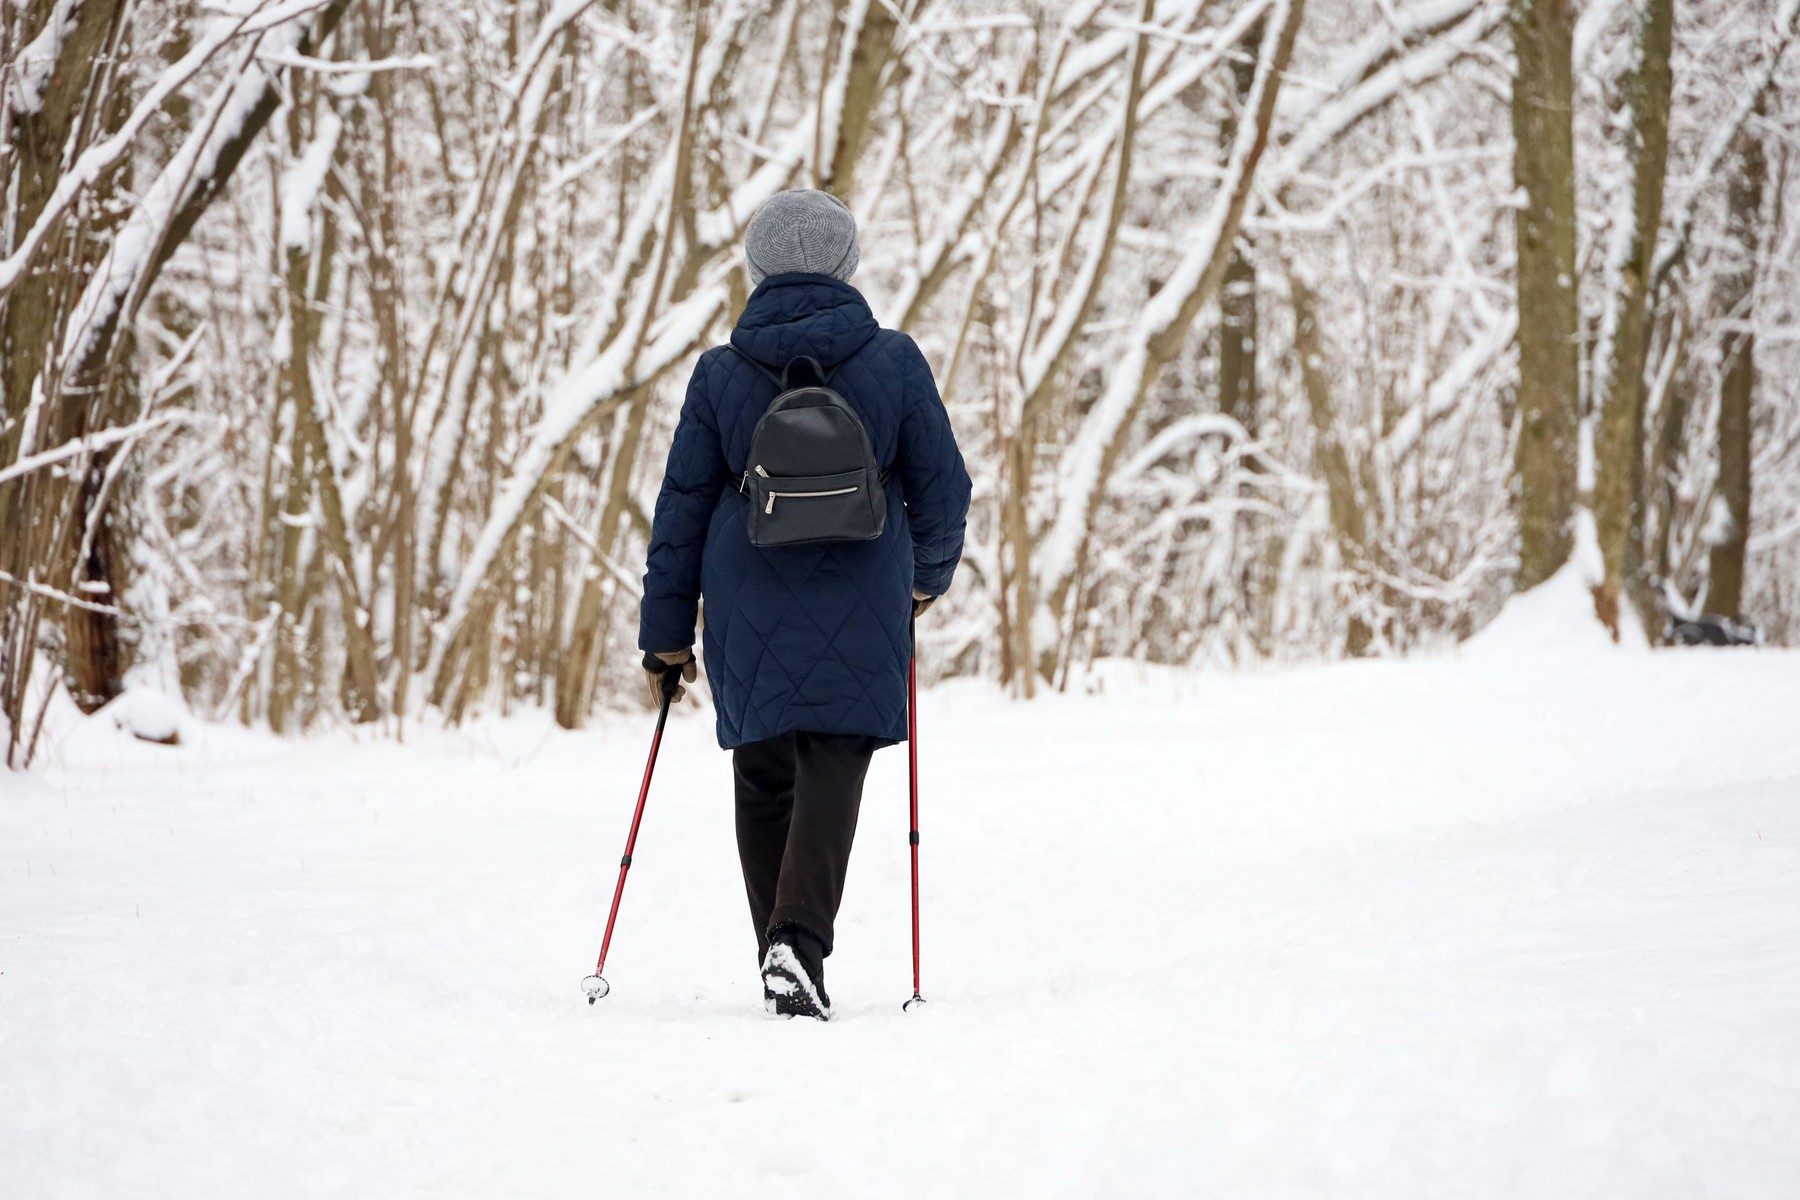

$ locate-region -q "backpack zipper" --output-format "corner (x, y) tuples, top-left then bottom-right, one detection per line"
(765, 485), (857, 514)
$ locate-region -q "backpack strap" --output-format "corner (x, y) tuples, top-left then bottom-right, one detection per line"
(782, 355), (833, 389)
(725, 343), (839, 391)
(725, 343), (785, 389)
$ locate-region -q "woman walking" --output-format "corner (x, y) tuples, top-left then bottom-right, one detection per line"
(638, 189), (972, 1021)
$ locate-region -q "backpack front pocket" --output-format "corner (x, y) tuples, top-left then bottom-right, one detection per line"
(744, 468), (884, 546)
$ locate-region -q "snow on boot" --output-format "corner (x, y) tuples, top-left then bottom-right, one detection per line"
(762, 932), (830, 1021)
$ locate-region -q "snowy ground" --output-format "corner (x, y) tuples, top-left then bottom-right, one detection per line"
(5, 618), (1800, 1196)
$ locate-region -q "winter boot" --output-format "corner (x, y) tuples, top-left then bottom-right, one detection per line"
(762, 926), (831, 1021)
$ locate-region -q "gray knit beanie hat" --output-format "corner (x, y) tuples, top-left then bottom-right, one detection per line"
(743, 189), (860, 285)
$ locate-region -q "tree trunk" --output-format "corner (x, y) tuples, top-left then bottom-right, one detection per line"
(1592, 0), (1674, 636)
(1706, 113), (1763, 618)
(267, 400), (314, 735)
(63, 444), (130, 710)
(0, 0), (126, 455)
(1647, 317), (1690, 585)
(1290, 273), (1374, 655)
(1508, 0), (1580, 590)
(820, 0), (898, 198)
(0, 0), (130, 746)
(1218, 22), (1262, 432)
(359, 3), (419, 731)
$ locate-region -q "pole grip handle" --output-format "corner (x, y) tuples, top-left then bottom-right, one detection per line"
(641, 650), (689, 703)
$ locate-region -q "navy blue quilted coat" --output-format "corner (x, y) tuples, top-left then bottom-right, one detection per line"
(638, 274), (972, 749)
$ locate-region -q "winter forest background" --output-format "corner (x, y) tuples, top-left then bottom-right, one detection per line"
(2, 0), (1797, 766)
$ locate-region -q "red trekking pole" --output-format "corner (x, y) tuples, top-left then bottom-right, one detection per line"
(581, 655), (685, 1004)
(904, 617), (925, 1012)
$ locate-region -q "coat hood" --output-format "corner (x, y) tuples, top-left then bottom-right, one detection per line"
(729, 273), (880, 372)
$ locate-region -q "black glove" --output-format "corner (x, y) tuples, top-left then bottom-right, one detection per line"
(642, 649), (697, 706)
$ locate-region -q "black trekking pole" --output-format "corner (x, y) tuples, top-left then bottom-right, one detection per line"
(904, 616), (925, 1012)
(581, 654), (685, 1004)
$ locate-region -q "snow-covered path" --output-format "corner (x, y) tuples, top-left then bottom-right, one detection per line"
(5, 641), (1800, 1198)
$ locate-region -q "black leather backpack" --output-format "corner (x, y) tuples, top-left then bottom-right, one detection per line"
(731, 347), (887, 548)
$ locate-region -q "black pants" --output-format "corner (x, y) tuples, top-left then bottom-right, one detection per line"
(733, 730), (878, 967)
